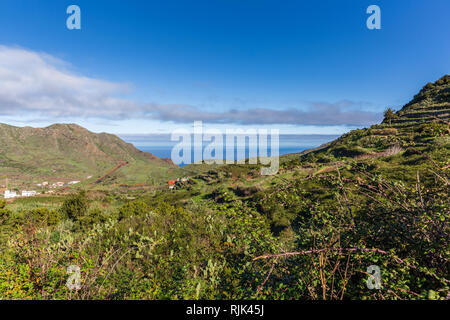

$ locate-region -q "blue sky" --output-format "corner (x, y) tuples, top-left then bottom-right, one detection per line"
(0, 0), (448, 134)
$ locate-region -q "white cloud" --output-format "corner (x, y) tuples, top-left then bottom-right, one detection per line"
(0, 45), (136, 118)
(0, 45), (381, 126)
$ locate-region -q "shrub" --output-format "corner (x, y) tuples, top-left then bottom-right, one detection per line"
(331, 146), (368, 158)
(371, 128), (398, 136)
(28, 208), (61, 226)
(118, 200), (150, 220)
(77, 208), (108, 230)
(60, 190), (88, 220)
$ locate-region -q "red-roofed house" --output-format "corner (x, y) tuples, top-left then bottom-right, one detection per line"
(168, 180), (177, 189)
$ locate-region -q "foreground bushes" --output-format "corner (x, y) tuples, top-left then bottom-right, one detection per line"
(0, 196), (275, 299)
(0, 160), (448, 300)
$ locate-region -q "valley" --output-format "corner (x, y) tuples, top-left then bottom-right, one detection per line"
(0, 75), (448, 300)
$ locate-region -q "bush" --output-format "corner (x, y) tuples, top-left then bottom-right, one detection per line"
(60, 190), (88, 220)
(28, 208), (61, 226)
(371, 128), (398, 136)
(118, 200), (150, 220)
(331, 146), (368, 158)
(76, 208), (108, 230)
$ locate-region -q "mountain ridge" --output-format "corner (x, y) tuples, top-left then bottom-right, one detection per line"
(385, 74), (450, 126)
(0, 122), (176, 187)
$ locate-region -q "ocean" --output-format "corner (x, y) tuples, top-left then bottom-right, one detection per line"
(120, 134), (338, 167)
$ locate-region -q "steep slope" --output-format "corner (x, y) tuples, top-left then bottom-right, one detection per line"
(386, 74), (450, 126)
(282, 74), (450, 165)
(0, 123), (176, 186)
(185, 76), (450, 181)
(180, 74), (449, 199)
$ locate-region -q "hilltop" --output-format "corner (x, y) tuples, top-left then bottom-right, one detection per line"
(388, 74), (450, 126)
(276, 75), (450, 166)
(0, 123), (176, 188)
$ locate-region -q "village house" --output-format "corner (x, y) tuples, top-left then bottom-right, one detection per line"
(51, 182), (65, 188)
(167, 177), (191, 190)
(3, 190), (17, 199)
(21, 190), (37, 197)
(0, 188), (9, 198)
(168, 180), (177, 189)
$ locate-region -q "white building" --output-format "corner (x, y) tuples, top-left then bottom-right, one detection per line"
(51, 182), (64, 188)
(4, 190), (17, 199)
(68, 181), (80, 185)
(21, 190), (37, 197)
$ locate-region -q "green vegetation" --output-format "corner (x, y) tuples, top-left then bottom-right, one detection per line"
(0, 75), (449, 300)
(0, 123), (177, 189)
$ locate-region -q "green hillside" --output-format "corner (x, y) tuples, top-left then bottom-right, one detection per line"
(385, 74), (450, 126)
(0, 123), (176, 187)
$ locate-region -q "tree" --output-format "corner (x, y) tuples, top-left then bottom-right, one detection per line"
(383, 108), (396, 125)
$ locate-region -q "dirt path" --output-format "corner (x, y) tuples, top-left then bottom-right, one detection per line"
(94, 161), (129, 184)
